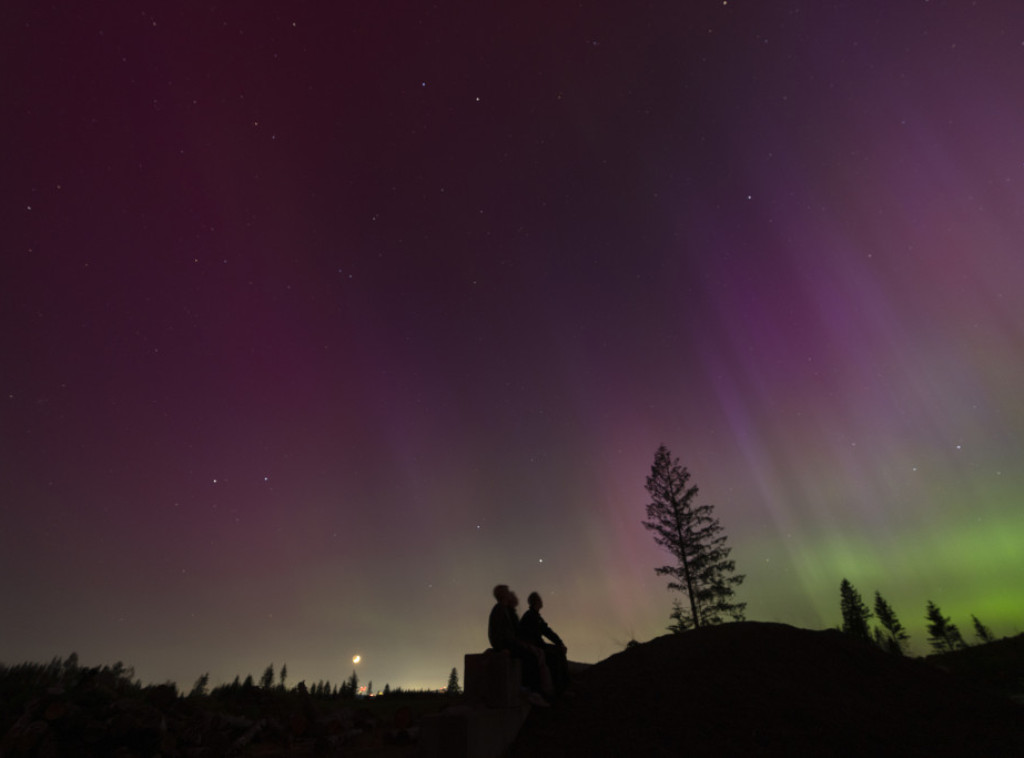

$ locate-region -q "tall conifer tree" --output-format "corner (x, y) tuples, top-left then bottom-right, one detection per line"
(873, 591), (909, 654)
(642, 445), (745, 630)
(971, 615), (995, 644)
(347, 669), (359, 698)
(446, 667), (461, 695)
(839, 579), (873, 641)
(925, 601), (965, 653)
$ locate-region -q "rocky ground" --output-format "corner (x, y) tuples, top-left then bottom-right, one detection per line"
(510, 622), (1024, 757)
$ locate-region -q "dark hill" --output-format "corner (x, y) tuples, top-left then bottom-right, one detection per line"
(511, 621), (1024, 757)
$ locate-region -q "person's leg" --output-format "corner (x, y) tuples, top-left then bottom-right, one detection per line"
(544, 644), (569, 695)
(535, 646), (554, 698)
(515, 647), (540, 693)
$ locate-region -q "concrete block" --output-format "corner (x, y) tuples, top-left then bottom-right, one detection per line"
(464, 651), (521, 708)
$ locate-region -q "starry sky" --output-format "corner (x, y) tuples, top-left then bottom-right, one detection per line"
(3, 1), (1023, 692)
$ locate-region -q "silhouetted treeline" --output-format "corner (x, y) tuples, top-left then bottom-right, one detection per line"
(0, 653), (451, 755)
(838, 579), (1001, 654)
(0, 653), (450, 706)
(0, 654), (143, 730)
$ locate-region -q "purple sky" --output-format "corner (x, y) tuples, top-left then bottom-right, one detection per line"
(3, 1), (1023, 691)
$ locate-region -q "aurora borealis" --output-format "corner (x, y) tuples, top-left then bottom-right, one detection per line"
(3, 2), (1023, 692)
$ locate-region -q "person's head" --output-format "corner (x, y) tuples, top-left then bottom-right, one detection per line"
(528, 592), (543, 610)
(493, 584), (509, 603)
(509, 591), (520, 609)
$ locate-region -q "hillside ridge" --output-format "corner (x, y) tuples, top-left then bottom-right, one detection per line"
(511, 621), (1024, 757)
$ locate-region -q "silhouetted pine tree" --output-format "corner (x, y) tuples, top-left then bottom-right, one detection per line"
(642, 445), (746, 630)
(279, 663), (287, 690)
(667, 598), (689, 634)
(446, 667), (461, 695)
(873, 591), (909, 654)
(346, 669), (359, 698)
(925, 601), (965, 653)
(189, 672), (210, 698)
(839, 579), (872, 641)
(260, 664), (275, 689)
(971, 614), (995, 644)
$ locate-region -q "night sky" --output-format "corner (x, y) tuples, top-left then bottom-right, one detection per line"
(4, 2), (1023, 692)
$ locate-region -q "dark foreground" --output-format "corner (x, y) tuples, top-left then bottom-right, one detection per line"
(4, 623), (1022, 757)
(511, 622), (1024, 757)
(0, 671), (434, 757)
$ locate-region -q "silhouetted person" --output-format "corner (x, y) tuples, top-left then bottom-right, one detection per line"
(488, 584), (518, 651)
(519, 591), (569, 697)
(488, 584), (549, 704)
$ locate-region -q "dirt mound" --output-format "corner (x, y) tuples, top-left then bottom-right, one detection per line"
(511, 621), (1024, 757)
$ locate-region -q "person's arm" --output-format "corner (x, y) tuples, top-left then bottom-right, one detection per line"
(540, 616), (565, 649)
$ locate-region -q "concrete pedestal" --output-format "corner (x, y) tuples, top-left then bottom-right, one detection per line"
(418, 651), (531, 758)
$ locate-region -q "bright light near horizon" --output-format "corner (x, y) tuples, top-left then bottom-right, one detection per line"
(352, 655), (361, 664)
